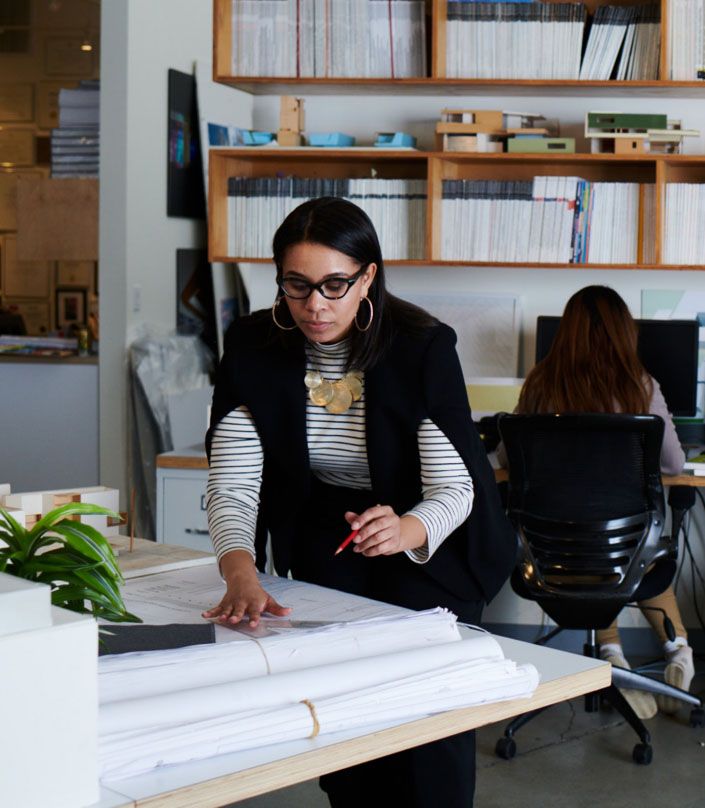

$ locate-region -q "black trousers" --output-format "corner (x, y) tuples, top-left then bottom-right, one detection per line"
(290, 477), (483, 808)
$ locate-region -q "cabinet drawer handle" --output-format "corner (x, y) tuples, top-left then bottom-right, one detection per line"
(185, 528), (210, 535)
(200, 495), (207, 511)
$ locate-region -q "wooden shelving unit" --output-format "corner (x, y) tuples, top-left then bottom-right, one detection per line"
(210, 0), (705, 271)
(213, 0), (704, 94)
(209, 150), (705, 269)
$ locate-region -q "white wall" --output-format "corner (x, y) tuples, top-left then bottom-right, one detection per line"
(100, 0), (212, 503)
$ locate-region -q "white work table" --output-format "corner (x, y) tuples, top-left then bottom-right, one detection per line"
(92, 545), (609, 808)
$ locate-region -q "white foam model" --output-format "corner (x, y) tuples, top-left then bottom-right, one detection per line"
(1, 486), (121, 535)
(0, 573), (98, 808)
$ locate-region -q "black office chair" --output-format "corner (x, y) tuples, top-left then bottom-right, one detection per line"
(495, 413), (703, 765)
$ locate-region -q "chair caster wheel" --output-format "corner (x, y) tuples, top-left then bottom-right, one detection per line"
(495, 736), (517, 760)
(689, 708), (705, 728)
(632, 743), (653, 765)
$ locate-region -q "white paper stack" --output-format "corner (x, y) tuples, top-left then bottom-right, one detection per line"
(669, 0), (705, 80)
(440, 177), (641, 265)
(231, 0), (426, 78)
(98, 621), (538, 780)
(227, 177), (426, 259)
(446, 2), (586, 80)
(53, 80), (100, 178)
(663, 183), (705, 264)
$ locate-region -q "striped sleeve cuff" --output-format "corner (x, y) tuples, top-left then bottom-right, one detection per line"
(403, 418), (474, 565)
(206, 406), (263, 563)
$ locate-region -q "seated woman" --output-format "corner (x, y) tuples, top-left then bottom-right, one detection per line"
(499, 285), (694, 720)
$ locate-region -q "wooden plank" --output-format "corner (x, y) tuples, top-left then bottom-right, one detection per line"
(111, 535), (213, 575)
(496, 468), (705, 488)
(16, 176), (98, 261)
(157, 454), (209, 470)
(213, 0), (232, 81)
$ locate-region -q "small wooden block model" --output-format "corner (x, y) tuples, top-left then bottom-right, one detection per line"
(278, 96), (304, 147)
(586, 111), (699, 154)
(0, 485), (122, 535)
(436, 108), (555, 153)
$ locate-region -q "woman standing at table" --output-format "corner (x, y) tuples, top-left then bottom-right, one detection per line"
(203, 196), (515, 807)
(505, 285), (694, 720)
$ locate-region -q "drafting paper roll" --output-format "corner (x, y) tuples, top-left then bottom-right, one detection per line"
(99, 634), (503, 735)
(99, 655), (539, 780)
(98, 608), (462, 704)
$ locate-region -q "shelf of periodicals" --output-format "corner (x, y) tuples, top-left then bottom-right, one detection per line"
(213, 0), (705, 94)
(208, 149), (705, 270)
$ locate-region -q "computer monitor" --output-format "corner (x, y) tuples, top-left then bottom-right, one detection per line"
(535, 316), (699, 418)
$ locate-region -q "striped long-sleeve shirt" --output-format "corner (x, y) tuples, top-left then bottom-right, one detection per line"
(206, 338), (474, 564)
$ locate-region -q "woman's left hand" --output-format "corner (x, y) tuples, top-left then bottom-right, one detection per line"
(344, 505), (427, 556)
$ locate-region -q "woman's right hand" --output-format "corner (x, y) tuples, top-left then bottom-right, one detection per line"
(201, 550), (291, 628)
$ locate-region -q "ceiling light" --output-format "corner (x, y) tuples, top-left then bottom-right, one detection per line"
(80, 39), (92, 52)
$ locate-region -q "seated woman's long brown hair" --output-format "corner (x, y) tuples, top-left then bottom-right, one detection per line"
(518, 285), (652, 415)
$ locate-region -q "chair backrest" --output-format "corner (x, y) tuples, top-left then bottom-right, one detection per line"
(498, 413), (668, 629)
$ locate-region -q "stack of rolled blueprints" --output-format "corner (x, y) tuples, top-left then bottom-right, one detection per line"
(98, 609), (538, 780)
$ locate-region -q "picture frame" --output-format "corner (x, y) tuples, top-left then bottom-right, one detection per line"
(55, 287), (86, 329)
(167, 69), (206, 219)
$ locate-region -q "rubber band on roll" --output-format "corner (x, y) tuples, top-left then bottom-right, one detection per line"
(247, 637), (272, 675)
(301, 698), (321, 738)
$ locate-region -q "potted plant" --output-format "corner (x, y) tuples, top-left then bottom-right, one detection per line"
(0, 502), (140, 623)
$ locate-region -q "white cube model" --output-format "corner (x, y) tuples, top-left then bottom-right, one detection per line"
(0, 573), (98, 808)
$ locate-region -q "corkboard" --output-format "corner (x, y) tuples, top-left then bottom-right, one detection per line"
(16, 176), (98, 260)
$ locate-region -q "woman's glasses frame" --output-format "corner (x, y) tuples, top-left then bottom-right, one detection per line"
(278, 264), (369, 300)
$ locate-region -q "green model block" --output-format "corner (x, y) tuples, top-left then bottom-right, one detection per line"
(507, 137), (576, 153)
(587, 112), (668, 131)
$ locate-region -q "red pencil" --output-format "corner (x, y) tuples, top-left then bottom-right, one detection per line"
(334, 528), (359, 556)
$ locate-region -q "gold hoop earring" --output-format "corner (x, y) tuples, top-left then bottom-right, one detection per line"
(271, 297), (297, 331)
(355, 297), (373, 332)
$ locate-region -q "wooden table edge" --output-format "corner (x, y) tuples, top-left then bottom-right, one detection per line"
(135, 663), (609, 807)
(157, 455), (209, 470)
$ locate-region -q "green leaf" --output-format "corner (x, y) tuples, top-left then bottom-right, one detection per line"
(71, 567), (125, 611)
(50, 521), (122, 581)
(0, 508), (27, 551)
(29, 503), (120, 540)
(93, 606), (142, 624)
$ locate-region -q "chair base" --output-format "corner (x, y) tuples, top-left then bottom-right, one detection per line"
(495, 630), (704, 765)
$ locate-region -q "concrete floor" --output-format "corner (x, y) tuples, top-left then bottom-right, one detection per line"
(229, 667), (705, 808)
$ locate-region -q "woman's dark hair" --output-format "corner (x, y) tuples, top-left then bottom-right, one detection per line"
(271, 196), (436, 370)
(518, 285), (651, 414)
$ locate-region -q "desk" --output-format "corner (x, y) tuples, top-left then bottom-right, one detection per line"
(111, 535), (213, 578)
(94, 555), (609, 808)
(493, 467), (705, 487)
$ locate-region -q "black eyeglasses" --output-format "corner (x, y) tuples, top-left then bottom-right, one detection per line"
(278, 265), (369, 300)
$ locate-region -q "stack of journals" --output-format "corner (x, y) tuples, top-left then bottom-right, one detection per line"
(227, 177), (426, 259)
(669, 0), (705, 80)
(580, 4), (660, 81)
(441, 177), (642, 264)
(51, 81), (99, 178)
(445, 1), (586, 79)
(230, 0), (426, 78)
(615, 4), (660, 80)
(663, 184), (705, 264)
(97, 609), (538, 780)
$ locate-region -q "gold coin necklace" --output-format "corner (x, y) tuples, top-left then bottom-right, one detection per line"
(304, 368), (363, 414)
